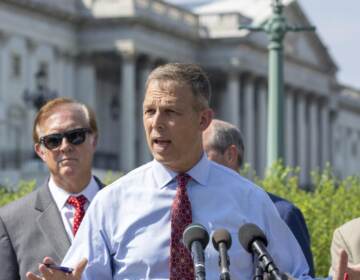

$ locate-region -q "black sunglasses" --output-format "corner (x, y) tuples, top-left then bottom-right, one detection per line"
(39, 128), (92, 150)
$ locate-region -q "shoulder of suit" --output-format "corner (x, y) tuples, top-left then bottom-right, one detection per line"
(0, 186), (43, 219)
(268, 193), (297, 211)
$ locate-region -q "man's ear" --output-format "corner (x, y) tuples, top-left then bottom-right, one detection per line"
(199, 108), (214, 131)
(34, 143), (46, 162)
(225, 145), (239, 166)
(91, 134), (98, 148)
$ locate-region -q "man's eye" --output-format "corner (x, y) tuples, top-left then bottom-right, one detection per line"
(144, 109), (156, 115)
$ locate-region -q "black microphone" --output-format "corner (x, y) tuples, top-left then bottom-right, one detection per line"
(183, 223), (209, 280)
(212, 229), (232, 280)
(238, 223), (289, 280)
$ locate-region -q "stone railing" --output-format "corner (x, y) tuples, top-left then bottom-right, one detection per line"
(338, 85), (360, 110)
(135, 0), (199, 28)
(4, 0), (79, 19)
(134, 0), (201, 38)
(80, 0), (201, 38)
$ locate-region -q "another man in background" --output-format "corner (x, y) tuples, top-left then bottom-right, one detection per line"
(330, 217), (360, 276)
(0, 98), (103, 280)
(202, 118), (315, 276)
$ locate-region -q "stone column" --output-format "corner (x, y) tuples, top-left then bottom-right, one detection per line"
(285, 89), (295, 167)
(118, 49), (137, 172)
(297, 93), (307, 185)
(309, 96), (319, 172)
(138, 59), (153, 164)
(331, 119), (342, 178)
(258, 80), (267, 177)
(357, 131), (360, 175)
(75, 55), (96, 109)
(344, 128), (351, 178)
(0, 31), (10, 103)
(226, 70), (240, 128)
(243, 75), (255, 168)
(23, 38), (39, 160)
(320, 100), (330, 167)
(349, 129), (358, 175)
(54, 48), (75, 98)
(65, 56), (75, 98)
(0, 31), (9, 152)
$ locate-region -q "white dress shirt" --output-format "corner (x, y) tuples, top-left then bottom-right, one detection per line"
(48, 176), (99, 240)
(62, 154), (311, 279)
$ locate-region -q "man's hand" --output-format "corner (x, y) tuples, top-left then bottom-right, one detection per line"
(333, 250), (360, 280)
(26, 257), (87, 280)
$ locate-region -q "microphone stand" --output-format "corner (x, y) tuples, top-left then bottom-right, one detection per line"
(253, 258), (264, 280)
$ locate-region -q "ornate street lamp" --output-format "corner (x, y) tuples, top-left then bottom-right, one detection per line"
(239, 0), (315, 168)
(23, 68), (57, 111)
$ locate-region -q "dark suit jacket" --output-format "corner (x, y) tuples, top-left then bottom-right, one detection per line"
(0, 177), (103, 280)
(268, 193), (315, 277)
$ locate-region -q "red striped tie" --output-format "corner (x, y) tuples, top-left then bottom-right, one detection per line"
(170, 174), (194, 280)
(67, 195), (87, 236)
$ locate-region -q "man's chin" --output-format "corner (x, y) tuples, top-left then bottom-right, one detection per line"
(152, 153), (174, 165)
(59, 166), (78, 177)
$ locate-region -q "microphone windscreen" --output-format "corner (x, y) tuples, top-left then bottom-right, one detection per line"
(212, 229), (232, 250)
(238, 223), (268, 253)
(183, 223), (209, 250)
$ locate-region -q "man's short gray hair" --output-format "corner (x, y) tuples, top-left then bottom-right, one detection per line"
(208, 119), (245, 168)
(145, 63), (211, 110)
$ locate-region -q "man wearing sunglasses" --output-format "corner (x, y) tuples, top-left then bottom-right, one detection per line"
(0, 97), (103, 280)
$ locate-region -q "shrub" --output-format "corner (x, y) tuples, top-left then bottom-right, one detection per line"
(0, 180), (36, 207)
(257, 162), (360, 277)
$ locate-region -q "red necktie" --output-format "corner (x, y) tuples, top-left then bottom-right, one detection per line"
(67, 195), (87, 236)
(170, 174), (194, 280)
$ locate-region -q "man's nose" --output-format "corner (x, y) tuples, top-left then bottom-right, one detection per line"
(59, 137), (73, 152)
(152, 111), (165, 130)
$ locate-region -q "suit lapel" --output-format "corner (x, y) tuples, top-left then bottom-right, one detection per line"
(33, 176), (103, 260)
(94, 176), (105, 190)
(35, 183), (71, 260)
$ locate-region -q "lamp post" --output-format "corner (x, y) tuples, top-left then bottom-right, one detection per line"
(239, 0), (315, 168)
(23, 68), (57, 111)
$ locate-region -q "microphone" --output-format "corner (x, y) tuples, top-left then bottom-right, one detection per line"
(183, 223), (210, 280)
(238, 223), (289, 280)
(212, 229), (232, 280)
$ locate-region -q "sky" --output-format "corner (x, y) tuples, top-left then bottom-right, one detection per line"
(167, 0), (360, 89)
(298, 0), (360, 89)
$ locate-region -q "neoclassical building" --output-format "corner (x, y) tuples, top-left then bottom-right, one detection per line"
(0, 0), (359, 186)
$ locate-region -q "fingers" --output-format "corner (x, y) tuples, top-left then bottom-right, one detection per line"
(334, 250), (349, 280)
(25, 258), (86, 280)
(74, 258), (88, 279)
(26, 272), (43, 280)
(42, 257), (56, 265)
(347, 263), (360, 279)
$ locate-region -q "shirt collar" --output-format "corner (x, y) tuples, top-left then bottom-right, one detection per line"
(49, 176), (99, 209)
(152, 153), (210, 189)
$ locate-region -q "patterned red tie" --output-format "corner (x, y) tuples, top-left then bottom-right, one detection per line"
(67, 195), (87, 236)
(170, 174), (194, 280)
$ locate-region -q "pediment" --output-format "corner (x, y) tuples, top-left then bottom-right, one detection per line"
(282, 1), (337, 71)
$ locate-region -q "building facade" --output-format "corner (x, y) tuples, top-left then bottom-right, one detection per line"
(0, 0), (359, 186)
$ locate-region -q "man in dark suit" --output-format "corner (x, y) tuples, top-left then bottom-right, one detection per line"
(0, 98), (103, 280)
(202, 119), (315, 276)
